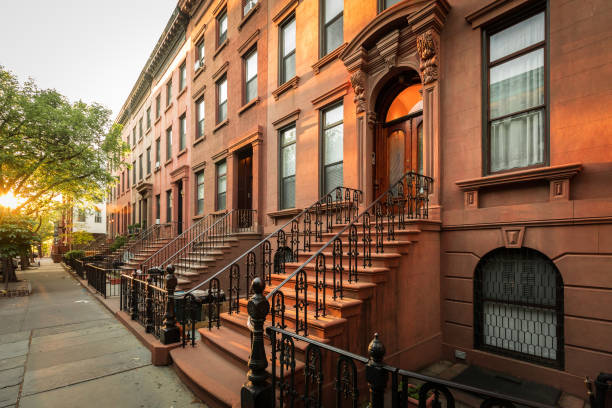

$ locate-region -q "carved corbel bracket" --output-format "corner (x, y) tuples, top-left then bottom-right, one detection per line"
(376, 29), (400, 72)
(367, 112), (377, 129)
(350, 70), (367, 114)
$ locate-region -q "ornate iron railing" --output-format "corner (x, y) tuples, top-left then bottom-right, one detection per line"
(268, 171), (432, 336)
(120, 273), (167, 338)
(85, 263), (122, 298)
(109, 223), (178, 268)
(174, 186), (363, 345)
(139, 214), (216, 274)
(267, 325), (555, 408)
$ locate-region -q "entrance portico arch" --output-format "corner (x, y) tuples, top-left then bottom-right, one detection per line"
(340, 0), (450, 215)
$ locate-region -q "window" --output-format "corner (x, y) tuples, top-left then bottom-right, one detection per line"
(132, 161), (136, 185)
(379, 0), (401, 12)
(146, 147), (151, 174)
(132, 126), (136, 146)
(146, 107), (151, 129)
(166, 190), (173, 222)
(126, 134), (130, 149)
(132, 203), (136, 224)
(127, 167), (130, 187)
(217, 10), (228, 46)
(486, 10), (546, 173)
(155, 138), (161, 167)
(139, 118), (143, 139)
(179, 62), (187, 91)
(243, 0), (257, 16)
(195, 40), (205, 70)
(138, 154), (143, 180)
(166, 80), (172, 106)
(166, 127), (172, 160)
(156, 94), (161, 118)
(322, 103), (343, 194)
(217, 75), (228, 123)
(77, 209), (86, 222)
(321, 0), (343, 56)
(121, 172), (125, 192)
(196, 98), (205, 139)
(279, 16), (296, 85)
(94, 211), (102, 223)
(179, 115), (186, 151)
(279, 124), (296, 209)
(216, 160), (227, 210)
(474, 248), (564, 368)
(196, 170), (205, 214)
(244, 48), (258, 103)
(155, 194), (161, 221)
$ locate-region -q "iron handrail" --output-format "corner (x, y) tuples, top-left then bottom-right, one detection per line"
(139, 214), (214, 272)
(112, 223), (162, 263)
(268, 326), (554, 408)
(156, 209), (249, 270)
(173, 186), (363, 298)
(266, 171), (433, 300)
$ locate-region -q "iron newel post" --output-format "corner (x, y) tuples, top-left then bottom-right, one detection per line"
(160, 264), (180, 344)
(366, 333), (388, 408)
(241, 277), (273, 408)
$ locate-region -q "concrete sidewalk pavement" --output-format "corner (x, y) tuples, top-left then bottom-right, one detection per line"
(0, 258), (206, 408)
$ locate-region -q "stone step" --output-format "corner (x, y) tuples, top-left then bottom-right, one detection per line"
(295, 249), (401, 269)
(269, 273), (377, 300)
(284, 261), (390, 284)
(263, 284), (363, 318)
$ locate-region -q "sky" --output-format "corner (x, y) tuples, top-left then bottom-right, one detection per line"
(0, 0), (176, 120)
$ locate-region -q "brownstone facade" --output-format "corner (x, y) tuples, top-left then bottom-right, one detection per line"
(108, 0), (612, 397)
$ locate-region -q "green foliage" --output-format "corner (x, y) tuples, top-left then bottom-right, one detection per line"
(0, 66), (128, 215)
(72, 230), (95, 246)
(109, 235), (127, 251)
(0, 211), (40, 258)
(64, 249), (85, 260)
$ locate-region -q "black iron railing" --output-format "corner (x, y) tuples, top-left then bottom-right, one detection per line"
(120, 273), (167, 338)
(268, 171), (432, 336)
(173, 186), (363, 346)
(85, 263), (122, 298)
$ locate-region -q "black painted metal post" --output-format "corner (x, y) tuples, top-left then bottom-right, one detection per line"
(587, 373), (612, 408)
(160, 264), (180, 344)
(366, 333), (388, 408)
(241, 278), (273, 408)
(145, 275), (153, 333)
(130, 276), (138, 320)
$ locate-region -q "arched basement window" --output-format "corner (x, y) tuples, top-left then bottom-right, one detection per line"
(474, 248), (564, 368)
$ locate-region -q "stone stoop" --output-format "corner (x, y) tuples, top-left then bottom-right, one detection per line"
(169, 222), (440, 407)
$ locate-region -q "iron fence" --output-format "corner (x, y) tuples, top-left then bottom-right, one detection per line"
(120, 273), (167, 338)
(85, 263), (122, 298)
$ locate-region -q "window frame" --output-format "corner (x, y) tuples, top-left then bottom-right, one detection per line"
(166, 79), (173, 107)
(278, 123), (297, 210)
(482, 3), (549, 175)
(155, 194), (161, 221)
(320, 0), (343, 57)
(217, 9), (228, 47)
(320, 101), (344, 196)
(179, 62), (187, 92)
(166, 190), (173, 222)
(196, 98), (205, 139)
(179, 114), (187, 151)
(155, 94), (161, 118)
(279, 14), (296, 86)
(155, 138), (161, 167)
(138, 154), (143, 181)
(146, 146), (151, 175)
(195, 40), (205, 70)
(146, 107), (151, 129)
(216, 160), (227, 211)
(216, 75), (228, 124)
(166, 126), (173, 161)
(139, 118), (143, 140)
(244, 47), (258, 104)
(132, 161), (136, 186)
(196, 170), (205, 215)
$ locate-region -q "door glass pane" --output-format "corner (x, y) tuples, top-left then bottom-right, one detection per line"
(490, 12), (544, 62)
(490, 49), (544, 119)
(417, 123), (423, 175)
(490, 109), (544, 172)
(388, 129), (405, 184)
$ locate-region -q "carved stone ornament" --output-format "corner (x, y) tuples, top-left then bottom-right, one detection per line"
(350, 70), (367, 114)
(367, 111), (377, 129)
(416, 30), (439, 85)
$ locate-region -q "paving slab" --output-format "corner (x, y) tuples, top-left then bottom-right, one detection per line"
(0, 384), (20, 408)
(0, 331), (30, 345)
(0, 367), (23, 389)
(0, 356), (26, 372)
(0, 340), (29, 361)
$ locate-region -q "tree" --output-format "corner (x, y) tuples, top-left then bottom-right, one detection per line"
(0, 66), (127, 217)
(71, 230), (95, 248)
(0, 211), (40, 284)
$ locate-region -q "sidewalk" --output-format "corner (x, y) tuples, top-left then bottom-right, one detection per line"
(0, 258), (206, 408)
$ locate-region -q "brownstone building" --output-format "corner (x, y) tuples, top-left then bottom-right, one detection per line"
(109, 0), (612, 404)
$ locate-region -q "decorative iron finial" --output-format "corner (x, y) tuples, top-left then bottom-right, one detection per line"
(368, 333), (386, 364)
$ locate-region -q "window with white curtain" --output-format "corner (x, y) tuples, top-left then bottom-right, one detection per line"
(487, 10), (546, 173)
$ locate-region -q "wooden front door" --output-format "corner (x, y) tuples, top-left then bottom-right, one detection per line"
(374, 113), (423, 195)
(237, 148), (253, 228)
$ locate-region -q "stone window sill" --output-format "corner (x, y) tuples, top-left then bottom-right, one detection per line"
(213, 119), (229, 133)
(154, 165), (161, 173)
(145, 127), (152, 135)
(193, 213), (206, 220)
(193, 65), (206, 81)
(312, 43), (347, 74)
(272, 76), (299, 100)
(238, 97), (260, 115)
(193, 136), (206, 147)
(154, 116), (161, 125)
(177, 87), (188, 99)
(165, 103), (173, 114)
(238, 3), (260, 31)
(267, 208), (302, 224)
(177, 148), (187, 158)
(164, 158), (173, 166)
(456, 163), (583, 208)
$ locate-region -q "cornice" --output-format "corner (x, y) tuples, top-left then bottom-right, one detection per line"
(456, 163), (583, 190)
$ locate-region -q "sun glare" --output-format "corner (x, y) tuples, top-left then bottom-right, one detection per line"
(0, 191), (21, 209)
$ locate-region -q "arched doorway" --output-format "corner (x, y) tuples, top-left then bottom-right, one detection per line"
(373, 70), (423, 195)
(474, 248), (564, 368)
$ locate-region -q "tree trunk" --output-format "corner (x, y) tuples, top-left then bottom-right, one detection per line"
(2, 257), (18, 288)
